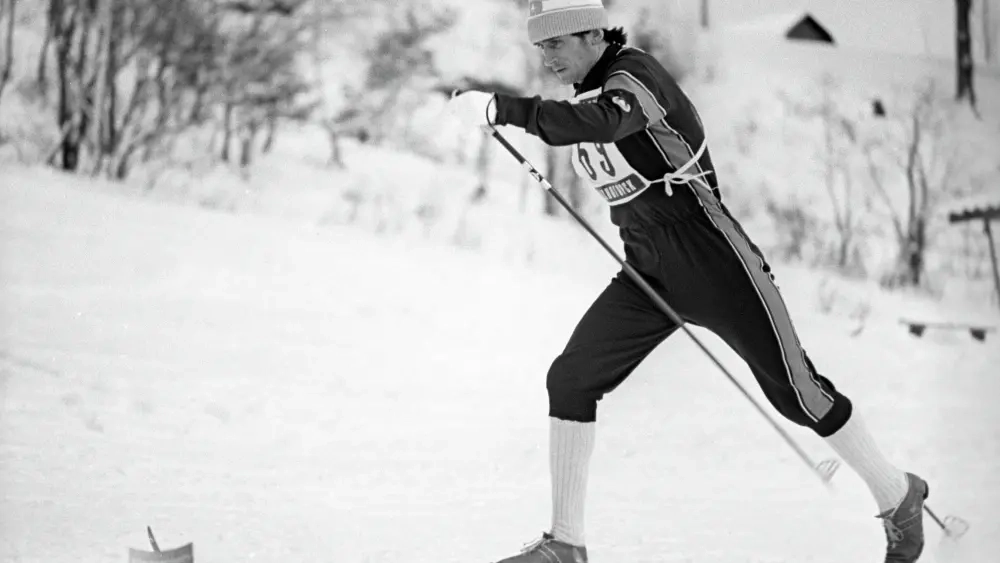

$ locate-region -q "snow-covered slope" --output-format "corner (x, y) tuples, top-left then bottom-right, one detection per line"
(1, 167), (997, 563)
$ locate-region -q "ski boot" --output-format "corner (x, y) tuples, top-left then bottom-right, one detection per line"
(495, 532), (587, 563)
(879, 472), (929, 562)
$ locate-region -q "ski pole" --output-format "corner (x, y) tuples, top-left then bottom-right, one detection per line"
(924, 505), (970, 539)
(482, 125), (839, 485)
(147, 526), (161, 552)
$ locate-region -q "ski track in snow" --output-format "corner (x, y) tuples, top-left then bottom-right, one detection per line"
(1, 170), (998, 563)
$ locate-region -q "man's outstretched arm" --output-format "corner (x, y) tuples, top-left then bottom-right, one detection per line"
(494, 89), (648, 146)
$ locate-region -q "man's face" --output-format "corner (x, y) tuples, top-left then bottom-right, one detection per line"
(536, 32), (602, 85)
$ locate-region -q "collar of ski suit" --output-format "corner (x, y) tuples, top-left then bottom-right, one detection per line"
(573, 43), (622, 94)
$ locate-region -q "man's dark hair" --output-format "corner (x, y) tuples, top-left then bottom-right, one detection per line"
(572, 26), (628, 46)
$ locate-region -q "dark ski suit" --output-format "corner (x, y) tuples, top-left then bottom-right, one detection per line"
(493, 43), (852, 437)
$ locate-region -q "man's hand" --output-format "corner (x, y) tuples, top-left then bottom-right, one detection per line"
(448, 90), (497, 130)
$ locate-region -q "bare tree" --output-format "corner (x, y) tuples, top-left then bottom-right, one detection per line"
(815, 82), (860, 271)
(359, 5), (455, 144)
(309, 1), (452, 166)
(216, 7), (314, 169)
(862, 83), (963, 288)
(48, 0), (89, 171)
(777, 77), (867, 273)
(36, 0), (317, 177)
(823, 131), (862, 271)
(764, 194), (817, 263)
(304, 0), (371, 167)
(0, 0), (15, 107)
(102, 0), (226, 177)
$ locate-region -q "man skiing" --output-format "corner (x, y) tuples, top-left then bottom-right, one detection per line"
(447, 1), (928, 561)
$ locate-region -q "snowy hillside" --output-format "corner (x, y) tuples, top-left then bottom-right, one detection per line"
(3, 0), (998, 298)
(1, 166), (998, 563)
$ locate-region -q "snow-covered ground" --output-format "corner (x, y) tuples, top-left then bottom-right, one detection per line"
(1, 166), (998, 563)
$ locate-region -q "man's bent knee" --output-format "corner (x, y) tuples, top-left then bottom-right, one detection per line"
(546, 354), (600, 423)
(771, 387), (853, 438)
(809, 392), (852, 437)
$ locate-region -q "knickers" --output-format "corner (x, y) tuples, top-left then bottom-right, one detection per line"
(546, 183), (852, 437)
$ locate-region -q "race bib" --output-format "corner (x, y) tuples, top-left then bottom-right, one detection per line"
(569, 89), (654, 206)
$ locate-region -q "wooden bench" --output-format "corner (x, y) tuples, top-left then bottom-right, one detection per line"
(900, 319), (997, 342)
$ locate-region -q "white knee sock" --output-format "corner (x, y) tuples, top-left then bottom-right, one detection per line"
(549, 418), (596, 547)
(824, 412), (909, 513)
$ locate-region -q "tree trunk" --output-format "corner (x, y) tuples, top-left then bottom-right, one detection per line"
(0, 0), (15, 107)
(561, 146), (585, 211)
(568, 168), (585, 211)
(55, 18), (79, 170)
(956, 0), (977, 109)
(221, 102), (233, 162)
(543, 145), (560, 216)
(832, 170), (855, 270)
(902, 114), (920, 285)
(983, 0), (994, 63)
(822, 103), (841, 266)
(897, 108), (932, 287)
(474, 130), (490, 201)
(38, 0), (54, 96)
(113, 141), (137, 179)
(239, 120), (257, 168)
(984, 219), (1000, 311)
(105, 1), (117, 155)
(327, 128), (343, 167)
(89, 0), (110, 176)
(904, 216), (927, 286)
(70, 0), (92, 171)
(841, 171), (855, 269)
(240, 134), (252, 168)
(261, 105), (276, 154)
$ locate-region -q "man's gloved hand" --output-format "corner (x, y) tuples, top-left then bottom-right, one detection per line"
(447, 90), (497, 130)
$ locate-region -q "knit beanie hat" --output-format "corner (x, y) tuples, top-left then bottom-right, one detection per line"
(527, 0), (610, 44)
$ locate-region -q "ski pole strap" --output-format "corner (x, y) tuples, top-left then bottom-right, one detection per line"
(482, 126), (554, 191)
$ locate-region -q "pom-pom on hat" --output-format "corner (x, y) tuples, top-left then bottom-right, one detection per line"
(527, 0), (610, 45)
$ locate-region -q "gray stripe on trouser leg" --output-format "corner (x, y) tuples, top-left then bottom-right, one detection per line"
(688, 183), (835, 421)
